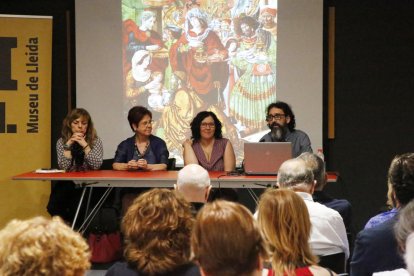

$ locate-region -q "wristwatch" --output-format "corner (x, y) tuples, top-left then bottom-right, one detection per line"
(63, 144), (71, 151)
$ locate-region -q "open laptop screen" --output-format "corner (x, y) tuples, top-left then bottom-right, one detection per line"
(244, 142), (292, 175)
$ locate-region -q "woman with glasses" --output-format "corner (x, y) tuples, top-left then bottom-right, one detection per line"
(113, 106), (169, 213)
(183, 111), (235, 172)
(113, 105), (169, 171)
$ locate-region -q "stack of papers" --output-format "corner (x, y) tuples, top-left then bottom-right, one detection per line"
(35, 169), (65, 173)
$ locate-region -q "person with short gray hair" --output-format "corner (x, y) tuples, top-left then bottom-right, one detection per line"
(298, 152), (352, 231)
(175, 164), (212, 214)
(277, 158), (349, 259)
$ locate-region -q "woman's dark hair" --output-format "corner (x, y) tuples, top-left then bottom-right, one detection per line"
(190, 111), (222, 142)
(266, 101), (296, 131)
(388, 153), (414, 206)
(127, 106), (152, 131)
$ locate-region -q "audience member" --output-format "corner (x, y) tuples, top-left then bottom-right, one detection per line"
(183, 111), (235, 172)
(260, 101), (312, 157)
(48, 108), (103, 223)
(364, 182), (398, 229)
(112, 106), (169, 214)
(258, 189), (334, 275)
(277, 158), (349, 259)
(373, 199), (414, 276)
(299, 152), (352, 231)
(0, 216), (90, 276)
(175, 164), (212, 215)
(351, 153), (414, 275)
(192, 200), (268, 276)
(405, 233), (414, 276)
(106, 188), (200, 276)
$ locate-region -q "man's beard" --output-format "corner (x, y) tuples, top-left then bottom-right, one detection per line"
(269, 123), (286, 142)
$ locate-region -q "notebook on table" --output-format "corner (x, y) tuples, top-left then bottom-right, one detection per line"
(243, 142), (292, 175)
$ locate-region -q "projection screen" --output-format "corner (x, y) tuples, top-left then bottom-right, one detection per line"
(75, 0), (322, 165)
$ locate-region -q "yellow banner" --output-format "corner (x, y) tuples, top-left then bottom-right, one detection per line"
(0, 15), (52, 227)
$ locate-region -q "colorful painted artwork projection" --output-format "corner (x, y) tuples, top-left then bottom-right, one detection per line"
(122, 0), (277, 165)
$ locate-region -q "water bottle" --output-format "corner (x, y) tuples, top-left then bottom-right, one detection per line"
(316, 148), (324, 161)
(316, 148), (326, 171)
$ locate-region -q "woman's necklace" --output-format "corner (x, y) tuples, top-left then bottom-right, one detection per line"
(135, 139), (150, 159)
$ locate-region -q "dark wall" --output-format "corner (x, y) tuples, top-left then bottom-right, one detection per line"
(1, 0), (76, 166)
(326, 0), (414, 231)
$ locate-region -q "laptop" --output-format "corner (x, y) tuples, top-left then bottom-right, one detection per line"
(244, 142), (292, 175)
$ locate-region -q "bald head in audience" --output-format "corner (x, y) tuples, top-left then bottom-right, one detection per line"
(175, 164), (212, 203)
(277, 158), (316, 194)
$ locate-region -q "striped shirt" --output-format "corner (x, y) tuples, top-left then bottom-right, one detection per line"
(57, 137), (103, 171)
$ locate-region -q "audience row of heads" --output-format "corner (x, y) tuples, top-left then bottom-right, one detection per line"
(0, 185), (316, 276)
(117, 187), (317, 276)
(4, 152), (414, 275)
(278, 151), (414, 209)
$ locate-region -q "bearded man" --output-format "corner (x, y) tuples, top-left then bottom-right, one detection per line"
(260, 101), (312, 157)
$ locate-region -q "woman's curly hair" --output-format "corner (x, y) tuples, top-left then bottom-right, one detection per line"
(122, 188), (194, 274)
(0, 216), (90, 276)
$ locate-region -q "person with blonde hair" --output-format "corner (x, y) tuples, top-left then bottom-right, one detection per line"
(0, 216), (90, 276)
(106, 188), (200, 276)
(192, 200), (268, 276)
(258, 188), (335, 276)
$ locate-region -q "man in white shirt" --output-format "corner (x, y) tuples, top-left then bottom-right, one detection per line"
(277, 158), (349, 259)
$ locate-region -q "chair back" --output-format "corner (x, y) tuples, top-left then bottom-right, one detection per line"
(318, 252), (346, 274)
(167, 158), (176, 170)
(101, 158), (114, 170)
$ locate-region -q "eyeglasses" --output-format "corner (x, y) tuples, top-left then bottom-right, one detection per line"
(200, 122), (216, 129)
(140, 120), (154, 127)
(266, 114), (286, 121)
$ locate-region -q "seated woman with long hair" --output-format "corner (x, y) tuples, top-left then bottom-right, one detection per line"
(48, 108), (103, 223)
(258, 189), (336, 276)
(57, 108), (103, 171)
(192, 200), (268, 276)
(106, 188), (200, 276)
